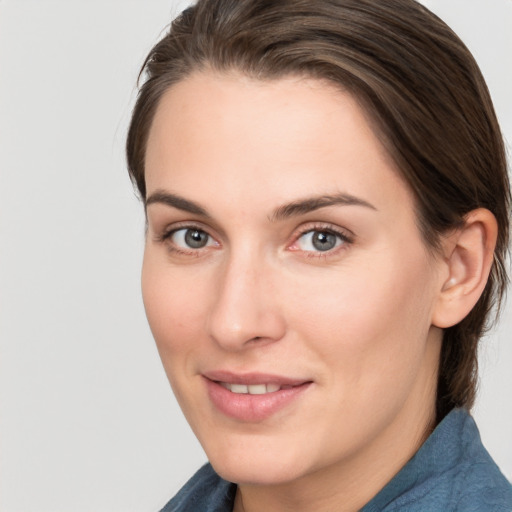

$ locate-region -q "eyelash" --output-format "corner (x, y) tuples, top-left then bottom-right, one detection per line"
(154, 222), (354, 258)
(155, 222), (215, 256)
(289, 223), (354, 259)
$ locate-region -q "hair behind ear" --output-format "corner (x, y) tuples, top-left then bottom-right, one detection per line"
(432, 209), (499, 418)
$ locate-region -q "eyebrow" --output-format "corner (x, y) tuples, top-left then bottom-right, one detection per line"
(145, 190), (211, 218)
(145, 190), (376, 220)
(270, 193), (377, 221)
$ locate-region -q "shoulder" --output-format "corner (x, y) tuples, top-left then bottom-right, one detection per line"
(448, 410), (512, 511)
(430, 456), (512, 512)
(159, 463), (236, 512)
(363, 409), (512, 512)
(449, 440), (512, 512)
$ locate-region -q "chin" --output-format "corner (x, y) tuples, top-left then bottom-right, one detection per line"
(203, 432), (316, 486)
(211, 457), (305, 486)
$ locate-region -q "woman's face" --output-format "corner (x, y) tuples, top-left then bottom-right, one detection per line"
(143, 72), (445, 487)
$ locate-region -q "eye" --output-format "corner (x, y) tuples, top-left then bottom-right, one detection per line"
(295, 229), (346, 252)
(170, 227), (214, 249)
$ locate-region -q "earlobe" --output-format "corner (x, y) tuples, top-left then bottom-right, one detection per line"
(432, 208), (497, 329)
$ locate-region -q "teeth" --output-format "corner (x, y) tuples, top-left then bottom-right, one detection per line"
(248, 384), (267, 395)
(220, 382), (282, 394)
(230, 384), (248, 394)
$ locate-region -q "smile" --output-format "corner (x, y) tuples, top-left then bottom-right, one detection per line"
(203, 373), (312, 422)
(219, 382), (283, 394)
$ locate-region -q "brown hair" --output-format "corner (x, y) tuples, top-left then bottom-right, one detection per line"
(126, 0), (510, 420)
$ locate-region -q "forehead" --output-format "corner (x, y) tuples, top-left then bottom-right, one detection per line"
(144, 71), (414, 216)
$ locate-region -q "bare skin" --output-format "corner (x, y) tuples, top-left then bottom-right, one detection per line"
(142, 71), (497, 512)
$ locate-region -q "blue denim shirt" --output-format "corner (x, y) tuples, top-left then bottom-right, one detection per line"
(160, 408), (512, 511)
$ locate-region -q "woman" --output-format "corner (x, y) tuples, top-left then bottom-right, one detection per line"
(126, 0), (512, 510)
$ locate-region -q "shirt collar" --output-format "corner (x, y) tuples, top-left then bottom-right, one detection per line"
(361, 408), (476, 511)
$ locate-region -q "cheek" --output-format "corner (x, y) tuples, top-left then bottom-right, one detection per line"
(284, 253), (437, 381)
(141, 252), (210, 359)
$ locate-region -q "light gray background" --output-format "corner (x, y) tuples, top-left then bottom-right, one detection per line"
(0, 1), (510, 511)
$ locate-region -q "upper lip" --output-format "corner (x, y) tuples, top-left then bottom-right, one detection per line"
(202, 370), (311, 386)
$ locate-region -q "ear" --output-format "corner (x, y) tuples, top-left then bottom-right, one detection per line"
(432, 208), (497, 329)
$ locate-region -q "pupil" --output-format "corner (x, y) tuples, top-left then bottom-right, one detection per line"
(185, 229), (208, 248)
(312, 231), (336, 251)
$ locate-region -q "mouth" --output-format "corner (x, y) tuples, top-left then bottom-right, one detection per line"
(218, 382), (288, 394)
(203, 371), (312, 422)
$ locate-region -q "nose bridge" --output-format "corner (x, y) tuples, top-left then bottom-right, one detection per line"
(207, 244), (284, 350)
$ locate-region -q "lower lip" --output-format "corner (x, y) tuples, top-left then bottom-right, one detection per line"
(205, 378), (311, 422)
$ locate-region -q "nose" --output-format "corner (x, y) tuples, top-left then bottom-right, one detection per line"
(206, 250), (286, 351)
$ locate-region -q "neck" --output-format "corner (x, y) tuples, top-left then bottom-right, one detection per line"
(235, 407), (435, 512)
(233, 363), (439, 512)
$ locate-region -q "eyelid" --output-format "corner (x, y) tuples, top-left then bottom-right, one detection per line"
(151, 219), (353, 258)
(154, 221), (221, 254)
(172, 227), (216, 248)
(288, 222), (355, 254)
(152, 218), (208, 238)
